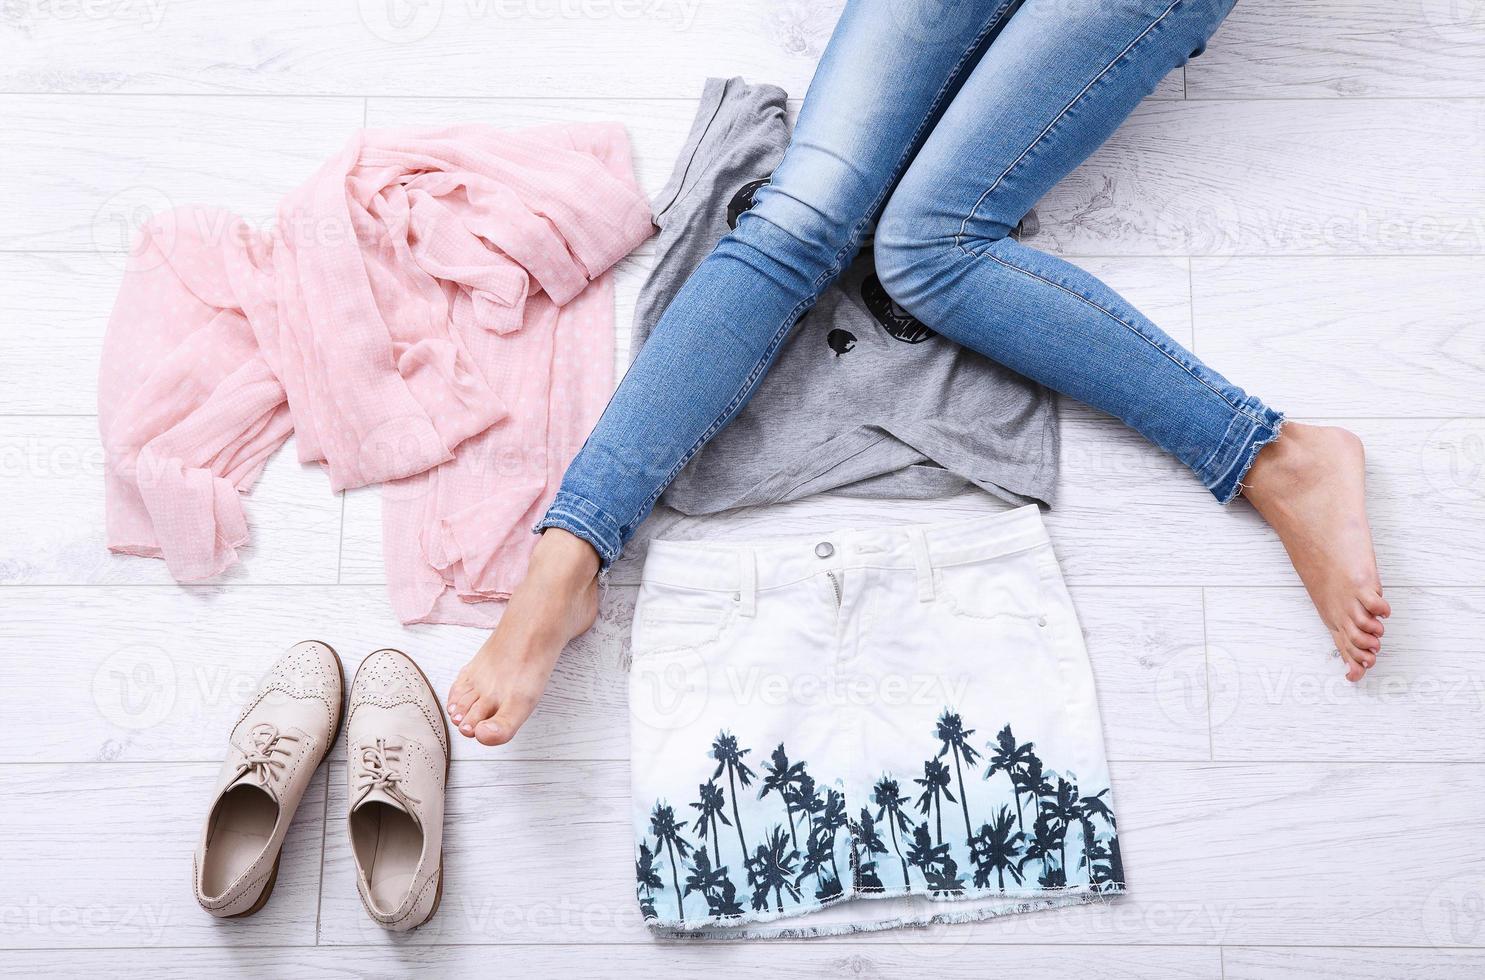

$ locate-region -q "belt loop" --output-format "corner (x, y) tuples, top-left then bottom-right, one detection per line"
(737, 548), (757, 618)
(907, 526), (934, 602)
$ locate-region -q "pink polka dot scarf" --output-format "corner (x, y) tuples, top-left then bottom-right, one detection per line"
(98, 124), (652, 625)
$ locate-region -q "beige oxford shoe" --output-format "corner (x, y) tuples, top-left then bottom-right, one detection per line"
(193, 640), (344, 917)
(345, 648), (450, 932)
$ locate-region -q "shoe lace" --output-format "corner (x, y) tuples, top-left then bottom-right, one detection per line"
(231, 723), (299, 796)
(354, 739), (422, 812)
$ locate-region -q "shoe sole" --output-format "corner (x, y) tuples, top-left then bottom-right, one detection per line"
(224, 640), (348, 919)
(354, 647), (451, 931)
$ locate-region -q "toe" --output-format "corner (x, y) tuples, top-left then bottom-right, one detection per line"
(1356, 610), (1385, 638)
(457, 695), (498, 737)
(1345, 622), (1380, 654)
(474, 720), (512, 746)
(446, 675), (471, 714)
(1332, 633), (1367, 681)
(475, 696), (534, 747)
(1361, 588), (1391, 620)
(449, 684), (481, 724)
(1343, 631), (1379, 673)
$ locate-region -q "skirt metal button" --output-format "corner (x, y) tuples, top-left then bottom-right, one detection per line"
(814, 541), (834, 558)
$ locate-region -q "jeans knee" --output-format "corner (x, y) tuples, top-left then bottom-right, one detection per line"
(873, 191), (953, 312)
(874, 175), (1031, 313)
(729, 179), (861, 290)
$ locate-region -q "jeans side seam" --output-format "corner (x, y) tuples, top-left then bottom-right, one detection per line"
(953, 0), (1186, 251)
(1209, 412), (1284, 504)
(1195, 409), (1249, 478)
(1226, 416), (1285, 504)
(620, 3), (1019, 540)
(978, 246), (1267, 428)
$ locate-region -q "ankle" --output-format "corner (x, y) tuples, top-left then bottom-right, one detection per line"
(1242, 422), (1361, 504)
(528, 527), (601, 588)
(1240, 425), (1305, 504)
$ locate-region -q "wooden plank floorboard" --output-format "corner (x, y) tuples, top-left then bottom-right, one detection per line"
(1188, 0), (1485, 99)
(1191, 256), (1485, 418)
(4, 944), (1225, 978)
(0, 762), (327, 950)
(1035, 98), (1485, 257)
(1205, 587), (1485, 762)
(1052, 417), (1485, 587)
(0, 94), (364, 251)
(0, 417), (342, 586)
(0, 0), (1189, 101)
(1224, 946), (1485, 979)
(0, 581), (1208, 765)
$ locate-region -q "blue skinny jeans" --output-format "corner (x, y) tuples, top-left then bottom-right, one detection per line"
(540, 0), (1282, 566)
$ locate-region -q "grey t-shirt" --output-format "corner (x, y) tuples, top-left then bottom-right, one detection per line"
(634, 77), (1058, 515)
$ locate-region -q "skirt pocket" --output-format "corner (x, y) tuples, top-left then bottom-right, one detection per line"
(932, 546), (1049, 631)
(631, 582), (741, 660)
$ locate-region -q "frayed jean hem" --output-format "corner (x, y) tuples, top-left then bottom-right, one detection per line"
(535, 490), (625, 569)
(1199, 399), (1286, 505)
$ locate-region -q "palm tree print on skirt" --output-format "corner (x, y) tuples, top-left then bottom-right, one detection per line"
(634, 709), (1124, 928)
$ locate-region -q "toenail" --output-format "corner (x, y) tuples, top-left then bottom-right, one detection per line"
(452, 713), (462, 722)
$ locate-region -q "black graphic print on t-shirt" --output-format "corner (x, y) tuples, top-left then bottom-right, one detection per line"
(861, 273), (936, 344)
(726, 177), (771, 229)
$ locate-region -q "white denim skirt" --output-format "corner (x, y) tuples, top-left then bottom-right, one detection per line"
(627, 506), (1124, 938)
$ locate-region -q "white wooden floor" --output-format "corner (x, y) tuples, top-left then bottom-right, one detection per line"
(2, 1), (1484, 977)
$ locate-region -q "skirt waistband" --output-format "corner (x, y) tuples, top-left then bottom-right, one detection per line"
(641, 504), (1051, 594)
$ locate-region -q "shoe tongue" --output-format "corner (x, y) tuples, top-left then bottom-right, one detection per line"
(226, 725), (308, 795)
(351, 738), (418, 819)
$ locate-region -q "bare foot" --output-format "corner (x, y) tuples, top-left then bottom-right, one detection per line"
(1241, 422), (1390, 682)
(446, 528), (600, 746)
